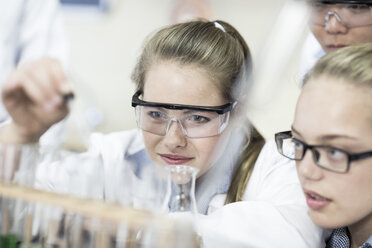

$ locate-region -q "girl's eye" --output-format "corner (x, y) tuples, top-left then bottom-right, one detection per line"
(326, 148), (346, 161)
(292, 139), (303, 150)
(346, 4), (369, 12)
(310, 2), (326, 11)
(189, 115), (210, 123)
(148, 111), (166, 119)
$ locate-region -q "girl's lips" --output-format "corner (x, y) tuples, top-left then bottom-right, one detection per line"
(159, 154), (194, 165)
(327, 45), (347, 51)
(304, 189), (332, 210)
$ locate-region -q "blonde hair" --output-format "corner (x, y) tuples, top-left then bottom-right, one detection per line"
(131, 20), (251, 100)
(131, 20), (265, 204)
(304, 44), (372, 87)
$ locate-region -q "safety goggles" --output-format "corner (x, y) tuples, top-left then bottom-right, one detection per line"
(308, 1), (372, 28)
(131, 91), (236, 138)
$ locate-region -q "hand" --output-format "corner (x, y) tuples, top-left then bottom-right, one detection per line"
(1, 57), (72, 143)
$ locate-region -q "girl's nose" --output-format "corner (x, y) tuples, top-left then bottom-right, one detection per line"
(297, 149), (324, 182)
(163, 120), (187, 150)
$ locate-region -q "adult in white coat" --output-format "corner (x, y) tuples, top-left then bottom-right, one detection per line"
(299, 0), (372, 79)
(0, 20), (324, 247)
(0, 0), (68, 122)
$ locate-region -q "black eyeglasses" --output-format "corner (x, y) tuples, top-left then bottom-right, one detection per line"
(275, 131), (372, 173)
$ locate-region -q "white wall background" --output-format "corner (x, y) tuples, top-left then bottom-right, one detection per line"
(63, 0), (309, 140)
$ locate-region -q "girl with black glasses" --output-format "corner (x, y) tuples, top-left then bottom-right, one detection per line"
(276, 44), (372, 248)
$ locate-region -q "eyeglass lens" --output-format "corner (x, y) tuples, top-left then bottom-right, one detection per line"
(278, 137), (349, 173)
(309, 3), (372, 27)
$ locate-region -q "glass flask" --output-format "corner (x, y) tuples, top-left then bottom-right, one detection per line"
(162, 165), (199, 214)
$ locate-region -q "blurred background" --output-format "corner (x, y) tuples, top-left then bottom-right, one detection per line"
(61, 0), (309, 140)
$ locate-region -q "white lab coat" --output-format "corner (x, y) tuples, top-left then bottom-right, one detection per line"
(298, 32), (325, 85)
(0, 0), (68, 121)
(198, 137), (327, 247)
(36, 129), (240, 214)
(35, 128), (326, 247)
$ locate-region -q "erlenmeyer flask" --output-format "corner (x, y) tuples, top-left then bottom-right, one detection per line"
(156, 165), (204, 248)
(162, 165), (199, 214)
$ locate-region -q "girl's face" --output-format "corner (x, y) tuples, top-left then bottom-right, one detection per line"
(292, 76), (372, 229)
(141, 61), (229, 177)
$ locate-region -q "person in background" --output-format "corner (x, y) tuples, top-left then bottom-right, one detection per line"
(276, 44), (372, 247)
(0, 0), (68, 122)
(299, 0), (372, 78)
(0, 20), (323, 247)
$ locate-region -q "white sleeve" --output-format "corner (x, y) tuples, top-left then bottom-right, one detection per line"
(197, 141), (327, 248)
(34, 132), (114, 198)
(17, 0), (69, 68)
(35, 130), (142, 200)
(34, 149), (105, 199)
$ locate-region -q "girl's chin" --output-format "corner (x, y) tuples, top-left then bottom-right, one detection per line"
(309, 212), (346, 230)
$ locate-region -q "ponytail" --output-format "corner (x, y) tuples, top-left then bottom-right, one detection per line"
(225, 124), (265, 203)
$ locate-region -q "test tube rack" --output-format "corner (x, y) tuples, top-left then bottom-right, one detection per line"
(0, 183), (200, 248)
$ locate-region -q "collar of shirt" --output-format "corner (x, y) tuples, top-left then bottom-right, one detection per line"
(327, 228), (372, 248)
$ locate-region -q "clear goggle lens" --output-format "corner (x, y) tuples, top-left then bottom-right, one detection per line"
(134, 106), (230, 138)
(308, 3), (372, 27)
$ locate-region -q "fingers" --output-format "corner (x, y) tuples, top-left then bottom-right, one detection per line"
(4, 71), (54, 112)
(24, 58), (65, 112)
(3, 57), (73, 113)
(1, 58), (73, 143)
(47, 58), (73, 95)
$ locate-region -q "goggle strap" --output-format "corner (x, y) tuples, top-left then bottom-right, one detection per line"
(218, 112), (230, 134)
